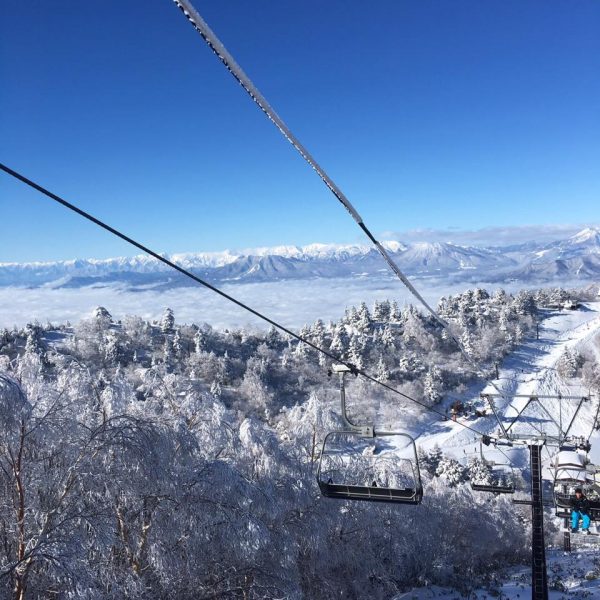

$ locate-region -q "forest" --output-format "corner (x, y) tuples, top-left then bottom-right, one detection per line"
(0, 286), (596, 599)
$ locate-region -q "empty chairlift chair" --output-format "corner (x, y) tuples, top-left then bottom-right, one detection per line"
(470, 436), (516, 494)
(316, 364), (423, 504)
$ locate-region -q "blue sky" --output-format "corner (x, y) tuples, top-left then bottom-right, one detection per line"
(2, 1), (599, 262)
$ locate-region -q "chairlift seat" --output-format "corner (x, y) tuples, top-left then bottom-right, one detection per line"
(318, 480), (422, 504)
(318, 368), (424, 505)
(554, 493), (600, 520)
(471, 482), (515, 494)
(470, 437), (517, 495)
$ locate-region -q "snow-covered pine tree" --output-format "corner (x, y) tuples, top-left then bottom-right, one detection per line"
(210, 380), (222, 398)
(419, 444), (443, 476)
(423, 368), (441, 404)
(372, 299), (391, 322)
(460, 329), (475, 358)
(103, 331), (121, 366)
(390, 300), (401, 322)
(161, 307), (175, 333)
(194, 329), (206, 353)
(329, 325), (349, 358)
(557, 348), (578, 378)
(381, 323), (395, 349)
(347, 335), (364, 370)
(24, 325), (45, 359)
(355, 302), (372, 333)
(173, 329), (184, 358)
(375, 356), (390, 382)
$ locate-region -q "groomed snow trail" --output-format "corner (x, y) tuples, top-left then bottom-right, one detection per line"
(414, 303), (600, 461)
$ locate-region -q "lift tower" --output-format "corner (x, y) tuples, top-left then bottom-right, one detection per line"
(481, 393), (593, 600)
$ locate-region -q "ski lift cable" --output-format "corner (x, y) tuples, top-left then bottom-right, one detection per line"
(0, 162), (486, 438)
(170, 0), (516, 409)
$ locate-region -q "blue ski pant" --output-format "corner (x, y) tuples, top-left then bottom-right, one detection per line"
(571, 510), (591, 530)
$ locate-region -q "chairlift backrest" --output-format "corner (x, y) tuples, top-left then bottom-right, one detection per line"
(553, 450), (588, 483)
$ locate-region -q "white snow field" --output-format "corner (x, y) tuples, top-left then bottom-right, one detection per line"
(393, 303), (600, 598)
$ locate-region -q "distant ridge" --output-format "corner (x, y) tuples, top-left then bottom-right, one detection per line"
(2, 228), (600, 289)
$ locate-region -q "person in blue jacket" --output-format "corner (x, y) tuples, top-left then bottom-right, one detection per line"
(571, 488), (591, 534)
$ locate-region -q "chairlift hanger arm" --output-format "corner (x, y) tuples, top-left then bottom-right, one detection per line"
(335, 368), (373, 437)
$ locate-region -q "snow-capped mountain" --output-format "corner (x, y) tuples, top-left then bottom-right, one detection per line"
(2, 228), (599, 289)
(504, 227), (600, 281)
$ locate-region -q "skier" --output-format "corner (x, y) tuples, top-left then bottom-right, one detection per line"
(571, 487), (591, 534)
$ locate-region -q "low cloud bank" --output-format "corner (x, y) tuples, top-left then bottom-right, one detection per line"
(0, 277), (554, 331)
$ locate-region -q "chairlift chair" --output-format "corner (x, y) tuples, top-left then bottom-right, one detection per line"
(553, 447), (600, 520)
(316, 364), (423, 504)
(470, 436), (516, 494)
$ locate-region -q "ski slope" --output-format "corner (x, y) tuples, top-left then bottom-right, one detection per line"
(416, 303), (600, 460)
(395, 303), (600, 598)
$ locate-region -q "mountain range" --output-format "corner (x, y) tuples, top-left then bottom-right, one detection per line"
(3, 228), (600, 289)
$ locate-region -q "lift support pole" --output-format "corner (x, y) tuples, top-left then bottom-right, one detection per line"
(529, 443), (549, 600)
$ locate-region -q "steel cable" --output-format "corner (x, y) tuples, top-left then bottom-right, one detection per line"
(0, 162), (486, 437)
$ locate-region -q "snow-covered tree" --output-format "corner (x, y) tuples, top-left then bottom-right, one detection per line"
(347, 335), (365, 370)
(468, 458), (494, 486)
(423, 367), (442, 404)
(436, 456), (467, 487)
(372, 299), (391, 322)
(419, 445), (443, 476)
(375, 356), (390, 382)
(160, 307), (175, 333)
(381, 323), (396, 349)
(329, 325), (349, 358)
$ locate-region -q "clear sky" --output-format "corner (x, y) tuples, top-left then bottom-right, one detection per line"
(1, 1), (599, 262)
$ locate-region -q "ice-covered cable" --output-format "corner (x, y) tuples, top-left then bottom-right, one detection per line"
(0, 162), (486, 437)
(171, 0), (510, 406)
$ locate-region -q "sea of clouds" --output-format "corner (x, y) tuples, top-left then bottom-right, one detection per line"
(0, 277), (554, 331)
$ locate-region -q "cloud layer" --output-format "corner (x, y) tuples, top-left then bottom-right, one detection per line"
(0, 277), (559, 332)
